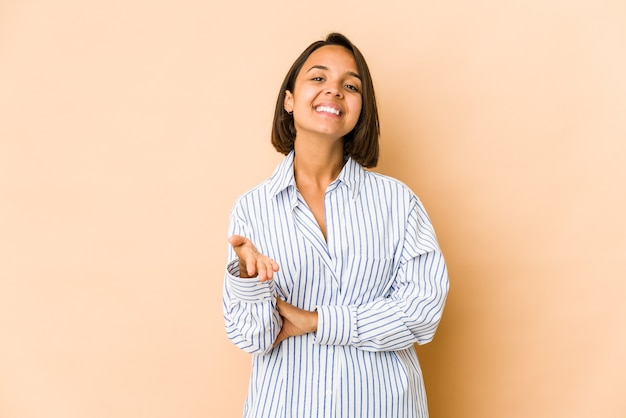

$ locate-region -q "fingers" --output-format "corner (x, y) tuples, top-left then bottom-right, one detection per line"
(275, 298), (284, 316)
(243, 251), (258, 277)
(262, 261), (281, 281)
(273, 327), (287, 347)
(273, 300), (286, 347)
(275, 297), (288, 313)
(228, 235), (280, 281)
(255, 256), (277, 282)
(272, 304), (317, 348)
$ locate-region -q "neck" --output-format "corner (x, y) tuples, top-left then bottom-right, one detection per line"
(293, 136), (345, 189)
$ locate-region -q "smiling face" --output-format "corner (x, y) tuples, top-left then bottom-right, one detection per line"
(283, 45), (363, 143)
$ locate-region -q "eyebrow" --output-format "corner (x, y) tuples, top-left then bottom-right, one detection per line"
(306, 65), (361, 80)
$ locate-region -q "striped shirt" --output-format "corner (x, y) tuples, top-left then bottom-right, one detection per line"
(223, 151), (449, 418)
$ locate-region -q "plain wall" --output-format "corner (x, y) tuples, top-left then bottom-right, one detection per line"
(1, 1), (625, 417)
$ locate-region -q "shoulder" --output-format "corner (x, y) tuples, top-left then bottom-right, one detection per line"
(231, 178), (273, 211)
(362, 170), (420, 204)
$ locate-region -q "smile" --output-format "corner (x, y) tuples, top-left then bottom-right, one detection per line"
(315, 105), (341, 116)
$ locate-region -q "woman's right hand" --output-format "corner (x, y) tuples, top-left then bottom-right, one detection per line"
(228, 235), (280, 282)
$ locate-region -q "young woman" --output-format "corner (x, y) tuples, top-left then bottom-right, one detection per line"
(223, 33), (449, 418)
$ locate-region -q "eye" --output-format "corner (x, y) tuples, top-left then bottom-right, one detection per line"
(345, 83), (360, 92)
(311, 76), (324, 82)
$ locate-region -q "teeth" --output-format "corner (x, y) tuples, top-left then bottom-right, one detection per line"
(316, 106), (340, 116)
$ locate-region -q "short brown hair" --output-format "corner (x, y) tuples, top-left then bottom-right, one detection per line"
(271, 33), (380, 168)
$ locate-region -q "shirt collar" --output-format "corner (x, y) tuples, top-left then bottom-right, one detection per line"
(268, 150), (297, 199)
(335, 154), (365, 201)
(268, 150), (365, 201)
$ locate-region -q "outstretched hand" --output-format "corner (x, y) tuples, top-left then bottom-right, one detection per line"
(273, 298), (318, 347)
(228, 235), (280, 282)
(228, 236), (316, 345)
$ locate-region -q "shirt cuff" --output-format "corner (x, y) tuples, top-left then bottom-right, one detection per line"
(314, 304), (357, 346)
(226, 259), (275, 303)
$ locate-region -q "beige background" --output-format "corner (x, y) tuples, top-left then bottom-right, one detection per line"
(1, 0), (625, 417)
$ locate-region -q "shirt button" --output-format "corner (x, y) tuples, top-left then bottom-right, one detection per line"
(326, 390), (333, 396)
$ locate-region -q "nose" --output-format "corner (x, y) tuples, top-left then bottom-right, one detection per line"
(325, 80), (343, 97)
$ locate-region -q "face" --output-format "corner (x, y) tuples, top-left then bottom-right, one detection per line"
(284, 45), (362, 142)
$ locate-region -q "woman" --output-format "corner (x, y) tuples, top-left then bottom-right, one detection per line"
(223, 32), (449, 418)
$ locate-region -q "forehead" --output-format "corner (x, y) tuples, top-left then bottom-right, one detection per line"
(300, 45), (358, 74)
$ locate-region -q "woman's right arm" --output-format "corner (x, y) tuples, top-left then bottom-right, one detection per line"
(222, 204), (282, 355)
(223, 265), (281, 355)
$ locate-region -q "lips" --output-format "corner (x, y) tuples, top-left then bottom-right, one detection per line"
(315, 104), (342, 116)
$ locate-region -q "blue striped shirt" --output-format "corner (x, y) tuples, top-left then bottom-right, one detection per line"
(223, 151), (449, 418)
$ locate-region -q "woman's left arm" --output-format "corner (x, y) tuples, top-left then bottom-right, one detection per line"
(278, 197), (449, 352)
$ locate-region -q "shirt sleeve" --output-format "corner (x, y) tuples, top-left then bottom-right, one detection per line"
(314, 197), (449, 351)
(222, 200), (282, 355)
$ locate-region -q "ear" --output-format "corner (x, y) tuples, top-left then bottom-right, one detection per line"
(284, 90), (294, 113)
